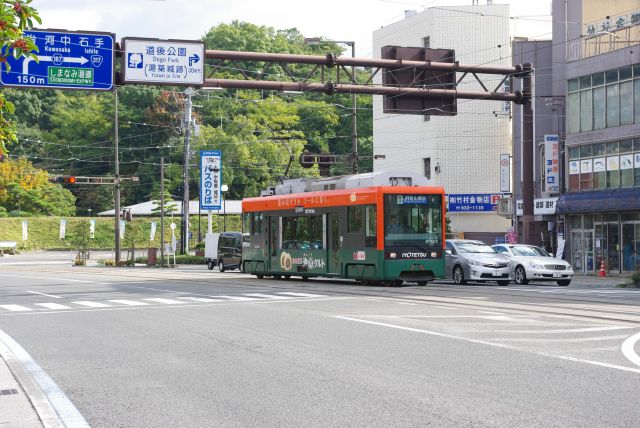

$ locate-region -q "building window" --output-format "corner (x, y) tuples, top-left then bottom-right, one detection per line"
(423, 157), (431, 179)
(348, 205), (363, 233)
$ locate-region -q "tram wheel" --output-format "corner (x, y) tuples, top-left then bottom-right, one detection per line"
(416, 281), (427, 286)
(256, 274), (264, 279)
(302, 276), (310, 281)
(283, 275), (291, 280)
(384, 280), (402, 287)
(273, 274), (282, 280)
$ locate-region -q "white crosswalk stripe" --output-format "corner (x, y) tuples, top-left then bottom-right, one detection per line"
(35, 303), (71, 310)
(0, 304), (32, 312)
(178, 297), (222, 303)
(108, 300), (149, 306)
(277, 292), (326, 298)
(73, 301), (111, 308)
(243, 293), (293, 300)
(143, 298), (186, 305)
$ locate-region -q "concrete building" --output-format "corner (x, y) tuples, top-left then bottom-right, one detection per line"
(551, 0), (640, 274)
(372, 4), (512, 243)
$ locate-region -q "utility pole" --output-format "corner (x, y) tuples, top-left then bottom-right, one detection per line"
(181, 87), (194, 255)
(114, 88), (121, 265)
(349, 42), (358, 174)
(521, 64), (535, 245)
(160, 156), (165, 267)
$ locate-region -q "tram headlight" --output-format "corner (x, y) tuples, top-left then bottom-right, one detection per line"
(390, 252), (397, 259)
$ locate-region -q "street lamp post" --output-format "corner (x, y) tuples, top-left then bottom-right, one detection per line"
(304, 37), (358, 173)
(221, 184), (229, 232)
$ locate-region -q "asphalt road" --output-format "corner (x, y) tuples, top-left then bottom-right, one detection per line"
(0, 253), (639, 427)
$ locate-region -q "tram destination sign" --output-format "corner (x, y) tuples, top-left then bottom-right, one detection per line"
(0, 29), (115, 91)
(122, 38), (204, 86)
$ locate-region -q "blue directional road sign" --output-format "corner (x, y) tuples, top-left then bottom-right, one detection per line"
(0, 29), (115, 91)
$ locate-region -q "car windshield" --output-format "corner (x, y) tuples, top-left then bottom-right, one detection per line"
(511, 245), (549, 257)
(456, 242), (496, 253)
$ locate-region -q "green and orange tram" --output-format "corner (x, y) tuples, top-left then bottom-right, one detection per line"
(241, 171), (445, 286)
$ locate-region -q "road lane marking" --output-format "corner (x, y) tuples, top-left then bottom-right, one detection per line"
(72, 301), (111, 308)
(178, 297), (222, 303)
(0, 328), (89, 427)
(143, 298), (186, 305)
(35, 303), (71, 310)
(0, 273), (106, 284)
(335, 315), (640, 374)
(493, 326), (635, 334)
(277, 292), (326, 298)
(494, 335), (630, 343)
(243, 293), (293, 300)
(621, 332), (640, 367)
(26, 291), (62, 299)
(0, 304), (32, 312)
(108, 300), (149, 306)
(208, 295), (257, 301)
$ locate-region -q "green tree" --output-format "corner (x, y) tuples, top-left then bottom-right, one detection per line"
(69, 219), (90, 265)
(0, 0), (41, 154)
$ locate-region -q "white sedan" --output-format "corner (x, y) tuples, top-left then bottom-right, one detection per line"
(492, 244), (574, 286)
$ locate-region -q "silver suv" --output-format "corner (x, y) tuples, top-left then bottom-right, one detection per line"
(445, 239), (511, 285)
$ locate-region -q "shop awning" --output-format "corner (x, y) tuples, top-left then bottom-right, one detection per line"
(556, 188), (640, 214)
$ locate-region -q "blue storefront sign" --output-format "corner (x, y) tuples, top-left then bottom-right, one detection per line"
(446, 193), (505, 212)
(1, 29), (115, 91)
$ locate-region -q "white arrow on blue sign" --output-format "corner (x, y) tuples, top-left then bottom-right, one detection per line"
(0, 29), (115, 91)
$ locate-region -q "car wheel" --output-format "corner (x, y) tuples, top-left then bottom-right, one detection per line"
(497, 280), (510, 286)
(557, 280), (571, 286)
(453, 266), (466, 285)
(207, 260), (214, 270)
(218, 260), (225, 272)
(514, 265), (528, 285)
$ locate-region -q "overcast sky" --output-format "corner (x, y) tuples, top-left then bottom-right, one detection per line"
(37, 0), (552, 58)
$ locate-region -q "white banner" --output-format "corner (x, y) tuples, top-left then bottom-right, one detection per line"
(556, 238), (565, 260)
(59, 219), (67, 240)
(607, 155), (619, 171)
(580, 159), (592, 174)
(569, 160), (580, 175)
(593, 157), (606, 172)
(150, 222), (157, 241)
(620, 154), (634, 170)
(120, 220), (126, 239)
(89, 219), (96, 239)
(499, 154), (510, 193)
(544, 135), (559, 194)
(200, 150), (222, 210)
(21, 220), (28, 241)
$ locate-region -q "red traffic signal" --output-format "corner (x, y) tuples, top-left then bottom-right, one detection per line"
(67, 176), (76, 184)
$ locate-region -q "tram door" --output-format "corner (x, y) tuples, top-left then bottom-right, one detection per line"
(327, 213), (340, 274)
(269, 217), (279, 271)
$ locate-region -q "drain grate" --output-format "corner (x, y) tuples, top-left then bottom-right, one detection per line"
(0, 389), (18, 396)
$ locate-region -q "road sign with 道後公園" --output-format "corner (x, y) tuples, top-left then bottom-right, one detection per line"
(0, 29), (115, 91)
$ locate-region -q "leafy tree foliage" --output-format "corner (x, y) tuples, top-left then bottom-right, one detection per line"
(0, 0), (41, 154)
(0, 157), (76, 215)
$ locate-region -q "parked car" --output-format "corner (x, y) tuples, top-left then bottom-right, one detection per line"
(492, 244), (574, 286)
(445, 239), (511, 285)
(205, 232), (248, 272)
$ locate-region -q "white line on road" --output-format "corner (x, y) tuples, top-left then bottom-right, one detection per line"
(72, 301), (111, 308)
(494, 335), (630, 343)
(0, 304), (32, 312)
(0, 328), (89, 427)
(493, 326), (635, 334)
(277, 292), (326, 298)
(208, 295), (258, 301)
(178, 297), (222, 303)
(143, 298), (186, 305)
(108, 300), (149, 306)
(335, 315), (640, 374)
(243, 293), (293, 300)
(621, 331), (640, 367)
(26, 291), (62, 299)
(35, 303), (71, 310)
(0, 273), (106, 284)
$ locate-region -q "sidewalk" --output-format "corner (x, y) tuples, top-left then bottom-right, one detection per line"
(571, 273), (631, 288)
(0, 355), (43, 427)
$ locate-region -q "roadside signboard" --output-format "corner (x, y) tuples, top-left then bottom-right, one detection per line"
(200, 150), (222, 210)
(544, 134), (560, 194)
(0, 29), (115, 91)
(122, 38), (204, 86)
(516, 197), (558, 216)
(499, 154), (510, 192)
(446, 193), (505, 212)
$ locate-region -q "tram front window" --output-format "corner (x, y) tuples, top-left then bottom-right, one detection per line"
(384, 194), (442, 248)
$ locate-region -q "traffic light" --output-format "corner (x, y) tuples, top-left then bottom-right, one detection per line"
(67, 176), (76, 184)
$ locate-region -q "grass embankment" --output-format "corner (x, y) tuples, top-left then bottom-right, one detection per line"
(0, 216), (241, 251)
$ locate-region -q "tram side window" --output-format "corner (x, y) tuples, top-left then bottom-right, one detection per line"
(348, 206), (363, 233)
(365, 205), (376, 247)
(281, 215), (323, 249)
(243, 213), (252, 234)
(252, 212), (264, 235)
